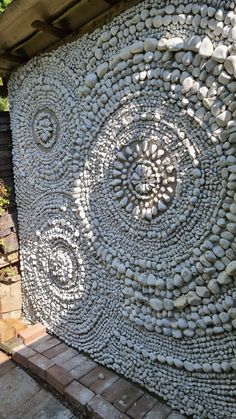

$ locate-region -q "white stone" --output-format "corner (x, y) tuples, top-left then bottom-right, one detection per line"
(211, 45), (228, 63)
(96, 62), (109, 78)
(199, 37), (213, 57)
(208, 279), (220, 294)
(216, 110), (232, 127)
(119, 46), (132, 60)
(187, 292), (201, 306)
(85, 73), (97, 88)
(187, 35), (202, 51)
(217, 271), (232, 285)
(229, 26), (236, 42)
(173, 295), (187, 309)
(181, 76), (194, 93)
(224, 55), (236, 75)
(153, 16), (163, 28)
(166, 37), (184, 51)
(226, 261), (236, 276)
(144, 38), (158, 52)
(150, 298), (163, 312)
(130, 41), (144, 54)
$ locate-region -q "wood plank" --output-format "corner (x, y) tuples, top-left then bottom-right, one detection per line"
(0, 158), (12, 166)
(0, 213), (17, 230)
(0, 114), (10, 121)
(0, 280), (22, 314)
(0, 149), (12, 159)
(0, 170), (13, 177)
(0, 131), (11, 140)
(0, 251), (19, 268)
(0, 163), (13, 172)
(0, 125), (10, 132)
(0, 228), (11, 239)
(1, 232), (19, 253)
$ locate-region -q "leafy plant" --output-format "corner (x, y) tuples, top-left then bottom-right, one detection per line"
(0, 97), (9, 111)
(0, 0), (12, 14)
(0, 180), (10, 215)
(0, 265), (16, 282)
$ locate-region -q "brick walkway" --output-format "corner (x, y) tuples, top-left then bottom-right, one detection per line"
(0, 328), (189, 419)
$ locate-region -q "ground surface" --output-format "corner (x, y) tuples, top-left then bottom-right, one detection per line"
(0, 330), (189, 419)
(0, 353), (81, 419)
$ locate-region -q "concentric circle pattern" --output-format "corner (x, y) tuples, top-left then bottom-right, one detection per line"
(33, 109), (58, 150)
(21, 193), (114, 349)
(9, 0), (236, 418)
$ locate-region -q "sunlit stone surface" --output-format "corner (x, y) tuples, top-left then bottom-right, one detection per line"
(9, 1), (236, 417)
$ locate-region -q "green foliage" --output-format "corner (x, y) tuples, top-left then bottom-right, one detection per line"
(0, 265), (16, 281)
(0, 0), (12, 14)
(0, 74), (9, 112)
(0, 97), (9, 111)
(0, 181), (10, 215)
(0, 181), (10, 255)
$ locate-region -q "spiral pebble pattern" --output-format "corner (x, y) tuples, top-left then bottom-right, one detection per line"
(9, 1), (236, 417)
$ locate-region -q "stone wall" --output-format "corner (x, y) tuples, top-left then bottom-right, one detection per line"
(8, 1), (236, 418)
(0, 111), (21, 319)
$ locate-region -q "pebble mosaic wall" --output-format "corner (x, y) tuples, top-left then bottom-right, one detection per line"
(8, 0), (236, 417)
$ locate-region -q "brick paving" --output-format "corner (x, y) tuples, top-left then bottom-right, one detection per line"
(0, 327), (189, 419)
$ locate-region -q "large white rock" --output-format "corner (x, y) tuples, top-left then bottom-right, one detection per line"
(212, 45), (229, 63)
(226, 261), (236, 276)
(166, 37), (184, 51)
(187, 35), (201, 51)
(199, 37), (213, 57)
(224, 55), (236, 75)
(216, 110), (232, 127)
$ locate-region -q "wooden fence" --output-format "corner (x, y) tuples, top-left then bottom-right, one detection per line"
(0, 111), (21, 319)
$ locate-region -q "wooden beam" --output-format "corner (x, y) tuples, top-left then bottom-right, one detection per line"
(105, 0), (122, 4)
(47, 0), (142, 54)
(31, 20), (69, 38)
(1, 77), (8, 97)
(0, 53), (26, 64)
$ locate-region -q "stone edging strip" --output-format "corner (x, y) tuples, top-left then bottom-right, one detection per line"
(3, 324), (189, 419)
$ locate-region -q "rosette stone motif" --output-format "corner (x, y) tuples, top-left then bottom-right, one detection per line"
(33, 109), (58, 150)
(113, 138), (177, 220)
